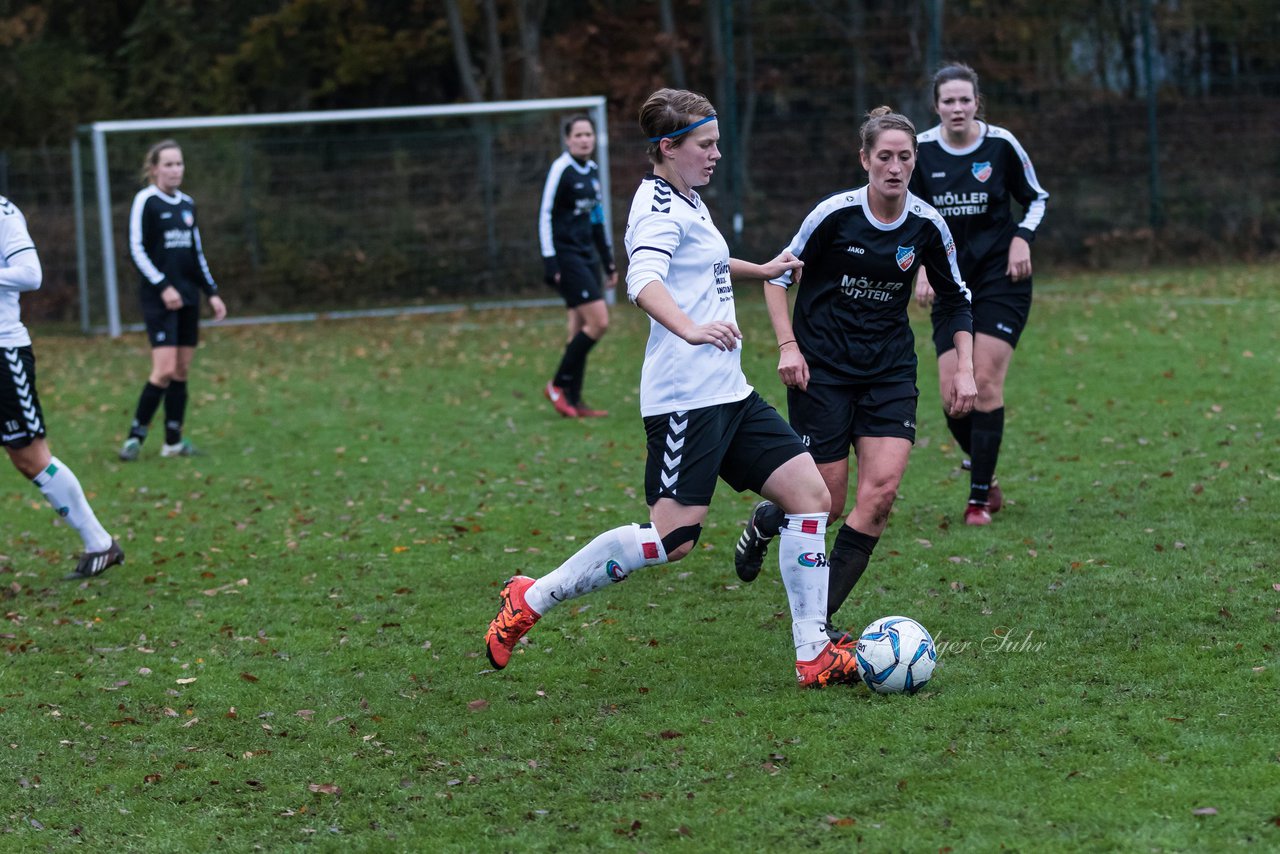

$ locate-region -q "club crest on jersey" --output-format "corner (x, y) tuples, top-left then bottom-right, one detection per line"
(971, 161), (993, 183)
(182, 210), (195, 227)
(896, 245), (916, 271)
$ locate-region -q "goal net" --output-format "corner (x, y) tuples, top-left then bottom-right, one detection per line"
(72, 97), (611, 336)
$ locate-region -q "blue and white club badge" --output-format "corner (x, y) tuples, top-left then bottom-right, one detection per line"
(971, 161), (992, 183)
(182, 210), (195, 227)
(896, 245), (916, 271)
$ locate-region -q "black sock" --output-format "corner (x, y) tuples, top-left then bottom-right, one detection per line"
(946, 411), (973, 457)
(164, 380), (188, 445)
(828, 524), (879, 623)
(130, 382), (166, 441)
(554, 332), (597, 405)
(968, 407), (1005, 505)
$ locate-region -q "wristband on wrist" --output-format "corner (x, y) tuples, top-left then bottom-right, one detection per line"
(778, 339), (797, 350)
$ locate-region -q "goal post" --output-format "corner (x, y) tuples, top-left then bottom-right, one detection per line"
(73, 97), (612, 337)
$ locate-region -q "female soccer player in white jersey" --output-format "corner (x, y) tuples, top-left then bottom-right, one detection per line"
(734, 107), (977, 635)
(0, 196), (124, 579)
(539, 114), (617, 418)
(911, 63), (1050, 525)
(118, 140), (227, 461)
(487, 88), (861, 689)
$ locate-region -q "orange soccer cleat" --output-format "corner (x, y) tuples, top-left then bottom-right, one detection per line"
(796, 636), (861, 688)
(485, 575), (541, 669)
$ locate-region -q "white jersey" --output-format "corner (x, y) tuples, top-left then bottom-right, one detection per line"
(0, 197), (41, 349)
(624, 175), (751, 417)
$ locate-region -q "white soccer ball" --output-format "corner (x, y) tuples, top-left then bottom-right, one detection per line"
(855, 615), (937, 694)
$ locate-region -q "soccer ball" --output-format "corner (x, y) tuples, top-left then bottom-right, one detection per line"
(855, 615), (937, 694)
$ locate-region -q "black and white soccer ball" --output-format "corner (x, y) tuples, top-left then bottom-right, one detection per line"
(855, 615), (937, 694)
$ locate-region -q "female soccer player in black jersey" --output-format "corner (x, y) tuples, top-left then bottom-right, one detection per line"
(539, 115), (617, 418)
(488, 89), (862, 689)
(118, 140), (227, 461)
(911, 63), (1050, 525)
(734, 107), (976, 633)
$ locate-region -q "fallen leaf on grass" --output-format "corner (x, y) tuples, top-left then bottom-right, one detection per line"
(176, 677), (197, 685)
(144, 774), (162, 784)
(659, 730), (683, 740)
(467, 699), (489, 712)
(1191, 806), (1218, 816)
(240, 672), (259, 683)
(825, 815), (856, 827)
(181, 717), (199, 728)
(296, 710), (316, 720)
(308, 783), (341, 795)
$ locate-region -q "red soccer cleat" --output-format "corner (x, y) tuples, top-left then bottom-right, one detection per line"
(796, 636), (861, 688)
(544, 382), (579, 418)
(485, 576), (541, 669)
(964, 503), (993, 526)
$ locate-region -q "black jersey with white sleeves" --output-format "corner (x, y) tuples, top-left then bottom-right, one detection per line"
(771, 187), (972, 385)
(539, 152), (614, 269)
(129, 185), (217, 307)
(910, 122), (1048, 286)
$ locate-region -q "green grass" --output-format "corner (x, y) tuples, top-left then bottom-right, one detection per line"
(2, 264), (1278, 851)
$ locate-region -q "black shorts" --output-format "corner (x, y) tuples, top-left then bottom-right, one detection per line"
(787, 380), (918, 463)
(642, 390), (809, 506)
(0, 346), (46, 449)
(933, 276), (1032, 355)
(555, 250), (604, 308)
(143, 302), (201, 348)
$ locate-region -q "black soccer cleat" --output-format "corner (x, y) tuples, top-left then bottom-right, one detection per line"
(66, 540), (125, 580)
(734, 500), (784, 583)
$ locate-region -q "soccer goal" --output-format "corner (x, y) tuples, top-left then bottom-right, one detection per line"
(72, 97), (611, 337)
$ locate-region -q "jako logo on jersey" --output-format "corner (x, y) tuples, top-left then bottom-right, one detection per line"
(606, 559), (627, 582)
(182, 210), (194, 227)
(846, 245), (864, 254)
(971, 161), (993, 182)
(997, 322), (1014, 334)
(931, 171), (946, 178)
(798, 552), (828, 568)
(896, 245), (916, 271)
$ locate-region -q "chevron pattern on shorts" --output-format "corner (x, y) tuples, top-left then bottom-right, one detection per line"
(5, 348), (42, 435)
(659, 411), (688, 494)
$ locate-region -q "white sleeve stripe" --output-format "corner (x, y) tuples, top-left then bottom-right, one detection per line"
(997, 129), (1050, 234)
(192, 225), (216, 289)
(538, 154), (569, 258)
(629, 244), (672, 258)
(129, 189), (166, 285)
(923, 209), (970, 302)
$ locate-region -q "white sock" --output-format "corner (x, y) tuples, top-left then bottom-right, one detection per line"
(525, 524), (667, 615)
(777, 512), (830, 661)
(33, 457), (113, 552)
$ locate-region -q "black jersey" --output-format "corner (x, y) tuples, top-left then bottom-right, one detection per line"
(128, 185), (217, 307)
(539, 152), (612, 264)
(772, 187), (972, 385)
(910, 122), (1048, 288)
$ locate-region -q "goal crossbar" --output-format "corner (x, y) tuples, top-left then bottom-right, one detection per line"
(73, 96), (611, 336)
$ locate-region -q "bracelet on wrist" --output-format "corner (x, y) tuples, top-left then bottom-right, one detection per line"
(778, 339), (797, 350)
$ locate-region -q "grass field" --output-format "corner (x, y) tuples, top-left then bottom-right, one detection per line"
(3, 264), (1278, 851)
